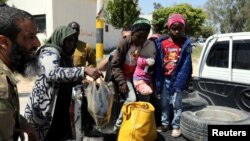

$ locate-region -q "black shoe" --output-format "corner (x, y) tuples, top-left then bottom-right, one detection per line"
(157, 125), (169, 132)
(84, 126), (104, 137)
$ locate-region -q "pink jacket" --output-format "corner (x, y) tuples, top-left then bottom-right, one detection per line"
(133, 40), (156, 82)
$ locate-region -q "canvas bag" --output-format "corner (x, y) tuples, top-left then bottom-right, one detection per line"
(117, 102), (157, 141)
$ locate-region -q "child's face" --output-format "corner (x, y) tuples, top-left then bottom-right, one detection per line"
(169, 22), (185, 38)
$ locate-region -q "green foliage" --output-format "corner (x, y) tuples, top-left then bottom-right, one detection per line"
(0, 0), (7, 3)
(105, 0), (140, 29)
(205, 0), (250, 33)
(151, 4), (207, 37)
(200, 25), (215, 39)
(241, 0), (250, 31)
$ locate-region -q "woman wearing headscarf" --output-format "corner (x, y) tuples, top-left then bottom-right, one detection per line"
(24, 26), (102, 140)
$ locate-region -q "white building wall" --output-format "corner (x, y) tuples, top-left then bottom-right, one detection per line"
(6, 0), (153, 49)
(7, 0), (51, 44)
(6, 0), (121, 49)
(7, 0), (48, 14)
(51, 0), (96, 47)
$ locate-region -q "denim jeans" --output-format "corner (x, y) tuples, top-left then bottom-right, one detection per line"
(160, 78), (183, 129)
(115, 79), (137, 127)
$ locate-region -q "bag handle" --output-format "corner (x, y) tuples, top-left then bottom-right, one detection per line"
(122, 102), (150, 120)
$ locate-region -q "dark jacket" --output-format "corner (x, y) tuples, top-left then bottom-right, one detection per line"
(155, 35), (192, 94)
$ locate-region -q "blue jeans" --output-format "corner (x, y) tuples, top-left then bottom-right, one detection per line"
(115, 80), (137, 127)
(160, 78), (183, 129)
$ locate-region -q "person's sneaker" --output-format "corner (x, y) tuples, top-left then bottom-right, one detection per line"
(171, 128), (181, 137)
(156, 125), (169, 132)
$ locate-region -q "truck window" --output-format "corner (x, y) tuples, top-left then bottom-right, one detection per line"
(206, 41), (229, 68)
(232, 40), (250, 70)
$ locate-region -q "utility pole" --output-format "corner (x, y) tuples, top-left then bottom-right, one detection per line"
(96, 0), (104, 61)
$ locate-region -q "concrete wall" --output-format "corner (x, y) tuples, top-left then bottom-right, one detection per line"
(7, 0), (48, 14)
(7, 0), (50, 44)
(6, 0), (121, 49)
(6, 0), (153, 49)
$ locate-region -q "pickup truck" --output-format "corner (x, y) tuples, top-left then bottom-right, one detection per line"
(194, 32), (250, 112)
(180, 32), (250, 141)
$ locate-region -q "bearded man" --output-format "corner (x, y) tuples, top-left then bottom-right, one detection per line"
(0, 4), (41, 141)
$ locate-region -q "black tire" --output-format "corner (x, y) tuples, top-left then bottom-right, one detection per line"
(180, 106), (250, 141)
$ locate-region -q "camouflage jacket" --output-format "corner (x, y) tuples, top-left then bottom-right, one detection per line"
(0, 60), (22, 141)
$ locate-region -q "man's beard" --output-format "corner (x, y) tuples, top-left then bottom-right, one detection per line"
(9, 43), (39, 78)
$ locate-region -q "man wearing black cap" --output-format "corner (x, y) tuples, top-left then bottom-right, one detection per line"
(111, 17), (151, 132)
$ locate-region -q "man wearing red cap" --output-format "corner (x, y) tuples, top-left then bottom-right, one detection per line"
(155, 13), (192, 137)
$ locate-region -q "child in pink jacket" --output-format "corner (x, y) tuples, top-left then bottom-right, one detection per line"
(133, 34), (160, 101)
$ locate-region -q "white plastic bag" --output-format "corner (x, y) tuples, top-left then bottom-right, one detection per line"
(85, 78), (114, 128)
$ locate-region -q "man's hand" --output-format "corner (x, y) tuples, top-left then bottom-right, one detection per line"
(119, 83), (129, 94)
(84, 67), (103, 80)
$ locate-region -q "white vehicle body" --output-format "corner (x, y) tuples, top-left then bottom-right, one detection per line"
(194, 32), (250, 112)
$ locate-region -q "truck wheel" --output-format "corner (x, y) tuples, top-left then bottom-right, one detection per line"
(180, 106), (250, 141)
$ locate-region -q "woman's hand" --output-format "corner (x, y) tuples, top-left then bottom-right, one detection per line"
(84, 67), (103, 80)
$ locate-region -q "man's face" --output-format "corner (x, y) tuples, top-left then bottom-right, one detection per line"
(122, 31), (131, 39)
(169, 22), (185, 38)
(132, 30), (149, 46)
(9, 19), (41, 76)
(71, 23), (80, 37)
